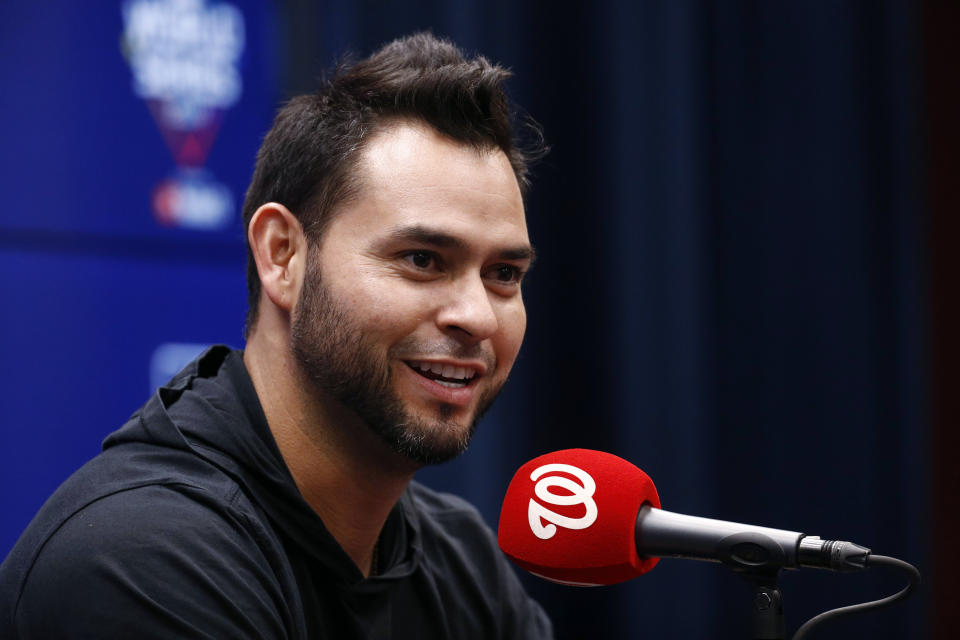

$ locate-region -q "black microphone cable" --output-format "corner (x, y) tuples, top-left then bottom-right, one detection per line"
(791, 555), (920, 640)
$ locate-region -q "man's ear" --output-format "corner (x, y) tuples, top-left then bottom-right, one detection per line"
(247, 202), (308, 313)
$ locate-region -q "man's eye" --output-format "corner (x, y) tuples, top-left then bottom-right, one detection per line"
(489, 265), (523, 284)
(404, 251), (436, 270)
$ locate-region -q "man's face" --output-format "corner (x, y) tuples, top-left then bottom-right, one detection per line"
(291, 123), (532, 466)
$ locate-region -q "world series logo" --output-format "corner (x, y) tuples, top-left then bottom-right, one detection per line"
(121, 0), (245, 230)
(527, 463), (599, 540)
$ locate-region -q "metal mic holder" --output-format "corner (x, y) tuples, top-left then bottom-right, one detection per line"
(714, 531), (790, 639)
(741, 570), (786, 640)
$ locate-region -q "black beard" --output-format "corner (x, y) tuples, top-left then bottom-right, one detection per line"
(290, 253), (501, 466)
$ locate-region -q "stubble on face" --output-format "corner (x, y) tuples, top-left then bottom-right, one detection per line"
(290, 249), (503, 466)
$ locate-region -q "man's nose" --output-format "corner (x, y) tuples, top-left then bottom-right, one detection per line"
(435, 274), (499, 341)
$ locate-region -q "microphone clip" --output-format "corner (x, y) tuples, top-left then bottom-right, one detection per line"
(715, 532), (790, 638)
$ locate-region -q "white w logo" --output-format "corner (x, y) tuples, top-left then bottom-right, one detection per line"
(527, 463), (599, 540)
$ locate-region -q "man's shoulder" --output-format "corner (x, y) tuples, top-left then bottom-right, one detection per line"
(40, 478), (259, 546)
(2, 478), (292, 638)
(10, 429), (257, 557)
(5, 466), (272, 590)
(0, 428), (282, 616)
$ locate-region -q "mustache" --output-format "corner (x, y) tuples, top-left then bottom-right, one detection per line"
(391, 337), (497, 370)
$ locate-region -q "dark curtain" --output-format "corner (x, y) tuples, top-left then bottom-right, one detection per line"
(284, 1), (929, 637)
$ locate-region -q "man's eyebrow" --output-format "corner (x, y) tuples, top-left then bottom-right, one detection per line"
(386, 225), (466, 250)
(498, 245), (537, 265)
(384, 224), (537, 264)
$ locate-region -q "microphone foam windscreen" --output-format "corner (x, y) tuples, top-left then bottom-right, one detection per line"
(498, 448), (661, 586)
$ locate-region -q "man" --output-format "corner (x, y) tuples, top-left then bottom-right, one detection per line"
(0, 33), (552, 638)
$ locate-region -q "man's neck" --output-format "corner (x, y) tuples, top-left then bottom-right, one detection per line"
(243, 326), (415, 577)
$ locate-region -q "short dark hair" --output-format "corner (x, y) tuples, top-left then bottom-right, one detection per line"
(241, 32), (544, 336)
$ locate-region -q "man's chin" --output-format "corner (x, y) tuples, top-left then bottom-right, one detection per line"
(384, 432), (472, 467)
(373, 411), (477, 466)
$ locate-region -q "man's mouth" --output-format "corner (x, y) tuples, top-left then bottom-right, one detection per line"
(405, 360), (478, 388)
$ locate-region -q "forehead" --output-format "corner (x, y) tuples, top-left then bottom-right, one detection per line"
(329, 122), (528, 249)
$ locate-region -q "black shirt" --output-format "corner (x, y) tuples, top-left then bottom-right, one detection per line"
(0, 347), (552, 639)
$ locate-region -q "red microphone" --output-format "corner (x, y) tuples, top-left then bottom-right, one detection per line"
(499, 449), (876, 588)
(497, 448), (661, 586)
(499, 450), (921, 640)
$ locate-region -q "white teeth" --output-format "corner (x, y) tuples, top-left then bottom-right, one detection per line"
(435, 379), (467, 388)
(409, 361), (477, 381)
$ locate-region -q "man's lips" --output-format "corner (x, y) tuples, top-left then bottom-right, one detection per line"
(404, 359), (482, 387)
(401, 359), (486, 406)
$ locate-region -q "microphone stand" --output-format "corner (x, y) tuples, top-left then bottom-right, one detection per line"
(714, 531), (790, 640)
(741, 570), (786, 640)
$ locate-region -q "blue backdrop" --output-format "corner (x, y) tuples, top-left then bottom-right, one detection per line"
(1, 1), (931, 638)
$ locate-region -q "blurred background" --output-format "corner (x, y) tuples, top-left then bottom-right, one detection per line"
(1, 1), (955, 638)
